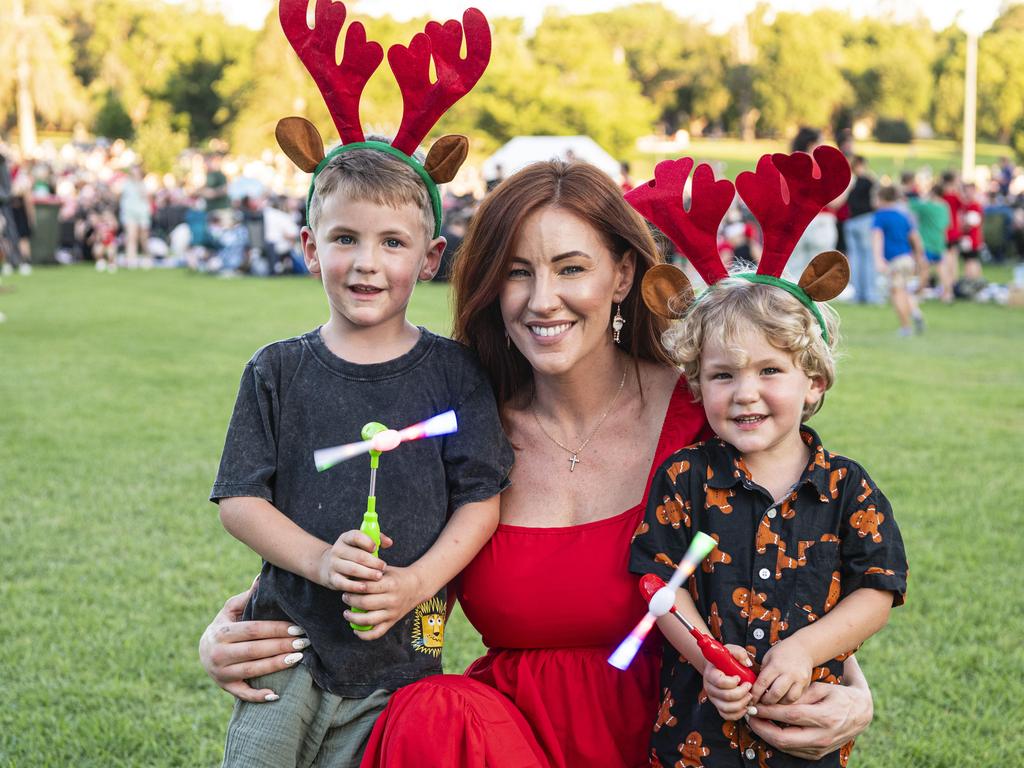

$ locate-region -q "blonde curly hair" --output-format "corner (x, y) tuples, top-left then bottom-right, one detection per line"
(662, 276), (841, 421)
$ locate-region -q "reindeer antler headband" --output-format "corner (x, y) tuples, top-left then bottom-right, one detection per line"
(276, 0), (491, 236)
(625, 146), (852, 341)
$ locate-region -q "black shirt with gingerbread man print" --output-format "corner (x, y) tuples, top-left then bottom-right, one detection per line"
(630, 426), (907, 768)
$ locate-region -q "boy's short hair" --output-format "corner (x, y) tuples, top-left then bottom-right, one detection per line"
(663, 277), (840, 421)
(877, 184), (900, 203)
(307, 138), (434, 239)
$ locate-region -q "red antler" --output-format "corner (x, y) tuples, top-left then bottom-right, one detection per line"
(279, 0), (383, 144)
(735, 145), (851, 277)
(625, 158), (736, 286)
(388, 8), (491, 155)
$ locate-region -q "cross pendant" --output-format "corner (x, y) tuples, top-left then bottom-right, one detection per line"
(568, 454), (580, 471)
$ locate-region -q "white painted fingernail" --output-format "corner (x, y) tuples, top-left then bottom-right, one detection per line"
(284, 652), (303, 665)
(292, 638), (311, 650)
(264, 693), (280, 702)
(747, 706), (758, 716)
(744, 657), (753, 666)
(287, 625), (305, 636)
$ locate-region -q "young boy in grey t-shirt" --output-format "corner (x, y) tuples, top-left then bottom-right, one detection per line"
(211, 142), (512, 766)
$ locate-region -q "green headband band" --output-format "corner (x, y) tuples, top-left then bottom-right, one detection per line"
(734, 273), (830, 342)
(306, 141), (443, 238)
(686, 273), (830, 342)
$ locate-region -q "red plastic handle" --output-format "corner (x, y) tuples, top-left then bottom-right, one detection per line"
(639, 574), (757, 685)
(639, 573), (664, 603)
(693, 632), (757, 685)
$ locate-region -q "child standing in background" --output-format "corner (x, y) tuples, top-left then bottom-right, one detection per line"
(873, 185), (925, 335)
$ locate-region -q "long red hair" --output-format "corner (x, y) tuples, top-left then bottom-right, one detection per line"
(451, 160), (674, 407)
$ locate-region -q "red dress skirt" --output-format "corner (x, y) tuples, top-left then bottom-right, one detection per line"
(361, 378), (708, 768)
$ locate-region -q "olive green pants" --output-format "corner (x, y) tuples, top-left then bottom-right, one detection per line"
(222, 665), (390, 768)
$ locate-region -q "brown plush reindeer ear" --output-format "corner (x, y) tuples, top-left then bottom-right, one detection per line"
(424, 135), (469, 183)
(642, 264), (695, 320)
(798, 250), (850, 301)
(276, 117), (326, 173)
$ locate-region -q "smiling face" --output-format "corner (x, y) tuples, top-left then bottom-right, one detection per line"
(698, 326), (825, 465)
(498, 207), (634, 377)
(301, 189), (443, 339)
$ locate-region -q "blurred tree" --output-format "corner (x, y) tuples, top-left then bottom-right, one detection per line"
(224, 5), (326, 157)
(61, 0), (256, 144)
(94, 88), (134, 140)
(1012, 118), (1024, 162)
(931, 26), (965, 141)
(977, 28), (1024, 142)
(750, 10), (851, 136)
(227, 8), (430, 156)
(928, 9), (1024, 145)
(439, 17), (552, 155)
(133, 102), (188, 174)
(232, 9), (655, 159)
(526, 11), (657, 155)
(726, 7), (765, 140)
(5, 0), (1020, 163)
(990, 3), (1024, 32)
(587, 4), (729, 133)
(843, 18), (935, 132)
(0, 0), (87, 150)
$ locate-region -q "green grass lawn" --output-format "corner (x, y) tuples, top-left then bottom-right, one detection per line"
(1, 265), (1022, 766)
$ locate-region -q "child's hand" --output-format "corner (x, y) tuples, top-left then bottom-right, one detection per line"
(750, 637), (813, 706)
(343, 563), (425, 641)
(704, 644), (754, 721)
(317, 529), (392, 592)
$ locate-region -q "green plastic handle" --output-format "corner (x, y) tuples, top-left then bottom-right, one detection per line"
(351, 422), (387, 631)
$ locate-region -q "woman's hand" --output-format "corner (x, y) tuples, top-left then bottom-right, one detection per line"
(746, 676), (873, 760)
(198, 580), (308, 703)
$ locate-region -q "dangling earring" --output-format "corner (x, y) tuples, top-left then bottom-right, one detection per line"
(612, 304), (625, 344)
(505, 330), (511, 350)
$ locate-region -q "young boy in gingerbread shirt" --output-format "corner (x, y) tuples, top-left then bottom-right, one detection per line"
(626, 148), (908, 767)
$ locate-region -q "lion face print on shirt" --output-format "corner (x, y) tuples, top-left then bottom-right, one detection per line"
(410, 595), (446, 656)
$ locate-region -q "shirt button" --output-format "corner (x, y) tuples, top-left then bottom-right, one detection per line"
(759, 568), (771, 580)
(745, 748), (757, 760)
(767, 509), (777, 519)
(753, 628), (765, 640)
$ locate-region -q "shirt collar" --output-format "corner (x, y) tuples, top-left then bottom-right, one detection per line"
(704, 425), (832, 498)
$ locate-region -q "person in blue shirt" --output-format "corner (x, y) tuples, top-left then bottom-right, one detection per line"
(872, 185), (925, 336)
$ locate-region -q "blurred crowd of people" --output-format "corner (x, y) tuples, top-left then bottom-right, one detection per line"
(2, 134), (1023, 309)
(0, 137), (489, 285)
(675, 129), (1024, 338)
(0, 139), (293, 277)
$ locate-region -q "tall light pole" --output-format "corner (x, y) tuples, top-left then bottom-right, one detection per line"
(957, 6), (998, 183)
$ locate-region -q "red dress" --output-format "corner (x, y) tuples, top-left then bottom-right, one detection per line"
(361, 378), (708, 768)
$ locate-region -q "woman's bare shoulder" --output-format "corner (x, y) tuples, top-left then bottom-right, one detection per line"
(638, 360), (682, 406)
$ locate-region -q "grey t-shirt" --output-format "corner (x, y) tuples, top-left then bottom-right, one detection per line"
(211, 327), (513, 696)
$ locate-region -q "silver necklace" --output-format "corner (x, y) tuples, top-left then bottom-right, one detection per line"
(531, 366), (628, 472)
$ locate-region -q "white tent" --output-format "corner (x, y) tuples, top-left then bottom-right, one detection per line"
(482, 136), (621, 182)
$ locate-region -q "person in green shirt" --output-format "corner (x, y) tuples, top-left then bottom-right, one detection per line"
(202, 153), (230, 213)
(908, 185), (953, 302)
